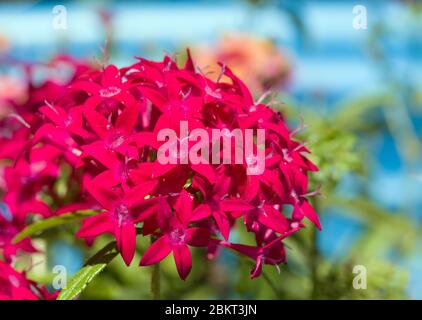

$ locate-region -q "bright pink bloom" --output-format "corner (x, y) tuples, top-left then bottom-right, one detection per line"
(191, 174), (253, 241)
(221, 225), (302, 278)
(76, 179), (158, 265)
(140, 193), (209, 280)
(0, 261), (56, 300)
(70, 65), (136, 111)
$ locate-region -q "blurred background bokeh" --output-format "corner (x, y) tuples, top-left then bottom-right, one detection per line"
(1, 0), (422, 299)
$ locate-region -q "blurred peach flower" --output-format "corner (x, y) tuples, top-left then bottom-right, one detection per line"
(0, 76), (28, 118)
(191, 33), (291, 96)
(0, 34), (9, 52)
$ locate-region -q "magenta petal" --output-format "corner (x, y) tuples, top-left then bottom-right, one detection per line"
(262, 169), (284, 197)
(70, 80), (102, 94)
(213, 175), (231, 198)
(221, 242), (260, 260)
(220, 199), (254, 212)
(93, 170), (120, 189)
(213, 211), (231, 241)
(85, 179), (119, 210)
(244, 176), (260, 201)
(25, 199), (52, 218)
(84, 95), (103, 109)
(302, 155), (319, 172)
(295, 171), (309, 193)
(258, 205), (290, 234)
(137, 87), (166, 110)
(191, 204), (211, 221)
(83, 108), (109, 139)
(173, 245), (192, 280)
(124, 180), (158, 207)
(174, 190), (194, 225)
(130, 132), (155, 148)
(191, 164), (216, 184)
(116, 103), (139, 135)
(76, 212), (114, 238)
(151, 162), (177, 179)
(186, 227), (210, 247)
(132, 200), (159, 223)
(261, 121), (290, 140)
(115, 220), (136, 266)
(250, 256), (263, 279)
(82, 141), (120, 169)
(39, 105), (64, 126)
(191, 176), (208, 198)
(139, 235), (172, 266)
(32, 124), (76, 153)
(300, 200), (322, 230)
(221, 64), (254, 107)
(184, 48), (195, 71)
(156, 198), (173, 231)
(102, 65), (121, 86)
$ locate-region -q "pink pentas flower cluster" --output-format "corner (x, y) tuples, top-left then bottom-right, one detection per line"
(0, 55), (92, 255)
(0, 55), (93, 299)
(0, 260), (57, 300)
(1, 50), (320, 287)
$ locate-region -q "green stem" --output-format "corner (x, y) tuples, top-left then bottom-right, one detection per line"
(310, 199), (320, 299)
(149, 236), (160, 300)
(262, 270), (283, 299)
(310, 225), (319, 299)
(151, 261), (160, 300)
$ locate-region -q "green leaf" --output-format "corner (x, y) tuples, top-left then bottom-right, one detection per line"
(58, 241), (118, 300)
(12, 210), (98, 244)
